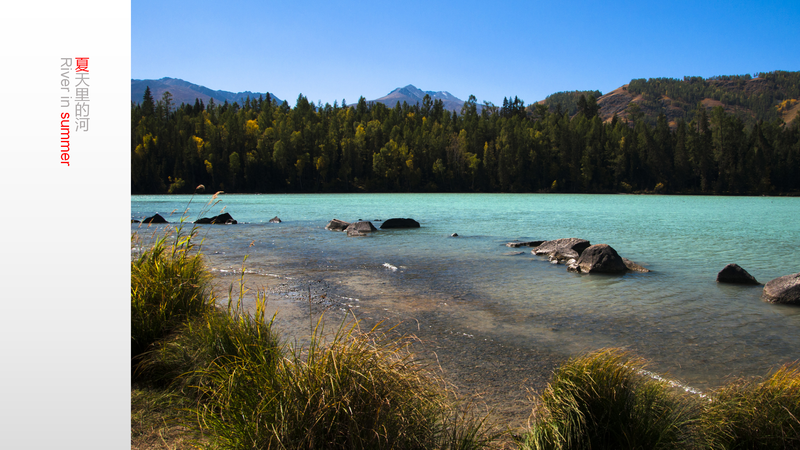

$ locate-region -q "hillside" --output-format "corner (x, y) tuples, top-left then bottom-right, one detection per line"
(529, 71), (800, 128)
(594, 71), (800, 127)
(131, 77), (281, 107)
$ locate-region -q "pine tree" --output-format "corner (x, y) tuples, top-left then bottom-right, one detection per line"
(142, 86), (155, 117)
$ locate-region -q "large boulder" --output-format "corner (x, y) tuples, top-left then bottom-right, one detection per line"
(380, 218), (420, 229)
(142, 213), (167, 224)
(717, 264), (759, 285)
(325, 219), (350, 231)
(576, 244), (627, 274)
(195, 213), (237, 224)
(345, 221), (378, 236)
(532, 238), (591, 257)
(762, 273), (800, 305)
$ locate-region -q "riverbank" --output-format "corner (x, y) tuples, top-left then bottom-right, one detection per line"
(210, 268), (563, 430)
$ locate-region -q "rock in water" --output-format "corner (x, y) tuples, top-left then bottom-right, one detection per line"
(325, 219), (350, 231)
(269, 216), (282, 223)
(762, 273), (800, 305)
(576, 244), (627, 274)
(380, 218), (420, 229)
(142, 213), (167, 224)
(716, 263), (759, 285)
(532, 238), (591, 257)
(345, 221), (377, 236)
(195, 213), (237, 224)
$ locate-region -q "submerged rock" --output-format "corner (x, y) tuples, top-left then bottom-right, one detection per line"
(762, 273), (800, 305)
(196, 213), (237, 224)
(716, 263), (759, 285)
(576, 244), (627, 274)
(142, 213), (168, 224)
(380, 218), (420, 229)
(325, 219), (350, 231)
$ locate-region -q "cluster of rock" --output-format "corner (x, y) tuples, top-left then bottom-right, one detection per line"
(133, 212), (242, 224)
(134, 212), (289, 225)
(715, 264), (800, 305)
(134, 210), (800, 307)
(521, 238), (651, 274)
(325, 218), (420, 237)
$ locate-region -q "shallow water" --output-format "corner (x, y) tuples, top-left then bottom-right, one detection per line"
(132, 193), (800, 391)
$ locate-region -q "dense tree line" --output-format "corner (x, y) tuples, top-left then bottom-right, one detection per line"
(132, 86), (800, 195)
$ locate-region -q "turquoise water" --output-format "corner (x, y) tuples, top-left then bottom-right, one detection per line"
(132, 193), (800, 390)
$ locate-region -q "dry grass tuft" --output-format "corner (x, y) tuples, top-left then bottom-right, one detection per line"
(697, 362), (800, 449)
(519, 348), (699, 450)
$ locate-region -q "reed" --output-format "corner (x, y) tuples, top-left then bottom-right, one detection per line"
(697, 362), (800, 449)
(519, 348), (698, 450)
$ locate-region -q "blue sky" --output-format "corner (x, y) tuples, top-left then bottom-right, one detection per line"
(133, 0), (800, 106)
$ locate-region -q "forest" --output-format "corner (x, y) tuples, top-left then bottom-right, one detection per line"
(131, 78), (800, 195)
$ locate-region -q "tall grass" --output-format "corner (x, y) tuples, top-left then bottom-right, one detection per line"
(192, 319), (496, 450)
(131, 225), (214, 364)
(697, 362), (800, 449)
(520, 348), (698, 450)
(134, 293), (282, 395)
(131, 188), (221, 365)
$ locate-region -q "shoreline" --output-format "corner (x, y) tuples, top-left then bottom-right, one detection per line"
(211, 268), (563, 429)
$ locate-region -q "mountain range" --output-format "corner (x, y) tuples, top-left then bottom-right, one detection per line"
(132, 72), (799, 126)
(131, 78), (474, 113)
(131, 77), (281, 108)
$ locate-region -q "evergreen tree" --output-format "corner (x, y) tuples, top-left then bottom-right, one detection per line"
(141, 86), (155, 117)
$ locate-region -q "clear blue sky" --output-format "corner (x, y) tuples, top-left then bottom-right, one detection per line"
(137, 0), (798, 106)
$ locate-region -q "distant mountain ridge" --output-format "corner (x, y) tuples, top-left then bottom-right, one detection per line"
(132, 72), (799, 126)
(131, 77), (281, 107)
(366, 84), (475, 113)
